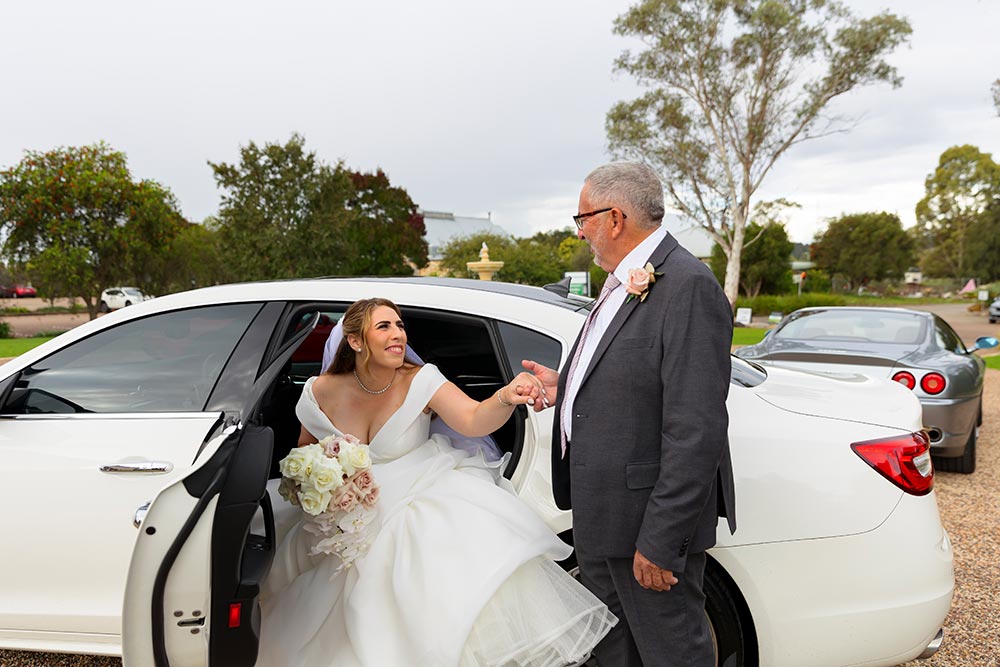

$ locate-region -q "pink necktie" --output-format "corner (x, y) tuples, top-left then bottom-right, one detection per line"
(560, 274), (621, 457)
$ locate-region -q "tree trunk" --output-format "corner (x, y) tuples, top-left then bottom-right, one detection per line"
(722, 209), (747, 309)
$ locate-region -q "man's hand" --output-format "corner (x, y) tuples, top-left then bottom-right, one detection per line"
(633, 549), (678, 592)
(521, 360), (558, 412)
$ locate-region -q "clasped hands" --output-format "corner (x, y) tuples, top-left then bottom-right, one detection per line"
(500, 372), (547, 408)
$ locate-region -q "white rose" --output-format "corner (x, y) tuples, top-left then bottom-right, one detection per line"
(298, 488), (332, 516)
(348, 444), (370, 471)
(309, 457), (344, 493)
(279, 447), (312, 482)
(338, 443), (358, 476)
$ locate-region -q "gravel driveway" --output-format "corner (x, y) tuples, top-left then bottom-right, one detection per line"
(2, 371), (998, 667)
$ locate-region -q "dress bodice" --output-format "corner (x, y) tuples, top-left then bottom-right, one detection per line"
(296, 364), (448, 462)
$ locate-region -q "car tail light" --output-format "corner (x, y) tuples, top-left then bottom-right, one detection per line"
(228, 602), (242, 628)
(851, 431), (933, 495)
(891, 371), (916, 390)
(920, 372), (946, 395)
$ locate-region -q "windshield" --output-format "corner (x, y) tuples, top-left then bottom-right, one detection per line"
(123, 288), (142, 296)
(775, 310), (926, 345)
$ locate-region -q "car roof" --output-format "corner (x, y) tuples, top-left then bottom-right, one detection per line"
(789, 306), (933, 319)
(191, 276), (594, 312)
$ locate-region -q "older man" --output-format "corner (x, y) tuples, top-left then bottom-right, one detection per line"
(524, 162), (736, 666)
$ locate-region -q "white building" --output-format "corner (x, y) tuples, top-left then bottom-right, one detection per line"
(418, 210), (511, 275)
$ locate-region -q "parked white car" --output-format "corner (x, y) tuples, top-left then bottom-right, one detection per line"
(100, 286), (153, 312)
(0, 278), (952, 666)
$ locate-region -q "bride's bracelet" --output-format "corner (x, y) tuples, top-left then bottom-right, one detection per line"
(497, 388), (514, 407)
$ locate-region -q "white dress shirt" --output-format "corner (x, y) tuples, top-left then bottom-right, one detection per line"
(562, 227), (666, 442)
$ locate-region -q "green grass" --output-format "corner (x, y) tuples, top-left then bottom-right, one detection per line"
(0, 337), (55, 357)
(732, 328), (769, 347)
(985, 355), (1000, 371)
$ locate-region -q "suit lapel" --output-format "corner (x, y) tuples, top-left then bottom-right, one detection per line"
(578, 232), (680, 389)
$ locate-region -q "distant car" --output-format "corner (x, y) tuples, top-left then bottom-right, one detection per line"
(100, 287), (153, 312)
(1, 284), (37, 298)
(735, 306), (998, 474)
(989, 297), (1000, 324)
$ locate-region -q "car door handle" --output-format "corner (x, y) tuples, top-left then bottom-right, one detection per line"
(100, 461), (174, 474)
(134, 501), (151, 528)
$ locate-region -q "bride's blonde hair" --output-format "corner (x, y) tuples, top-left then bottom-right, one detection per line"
(328, 298), (414, 377)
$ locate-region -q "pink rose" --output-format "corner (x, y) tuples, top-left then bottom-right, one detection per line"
(361, 486), (380, 509)
(626, 267), (650, 295)
(331, 488), (360, 513)
(352, 470), (375, 493)
(323, 438), (341, 457)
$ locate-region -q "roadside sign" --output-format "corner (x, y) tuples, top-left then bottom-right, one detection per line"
(564, 271), (590, 297)
(735, 308), (752, 326)
(978, 290), (989, 302)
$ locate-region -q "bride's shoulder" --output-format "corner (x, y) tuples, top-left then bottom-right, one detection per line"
(311, 373), (349, 399)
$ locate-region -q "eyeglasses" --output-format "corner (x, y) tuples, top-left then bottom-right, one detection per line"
(573, 207), (626, 230)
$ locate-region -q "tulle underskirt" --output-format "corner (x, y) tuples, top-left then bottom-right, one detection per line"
(460, 557), (616, 667)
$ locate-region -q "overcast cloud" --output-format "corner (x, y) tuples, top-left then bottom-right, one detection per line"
(2, 0), (998, 244)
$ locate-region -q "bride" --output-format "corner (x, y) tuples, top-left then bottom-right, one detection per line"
(259, 297), (616, 667)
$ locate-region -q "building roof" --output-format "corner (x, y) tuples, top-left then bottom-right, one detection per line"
(662, 214), (715, 259)
(421, 210), (511, 261)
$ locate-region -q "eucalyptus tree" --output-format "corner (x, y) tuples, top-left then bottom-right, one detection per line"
(606, 0), (911, 305)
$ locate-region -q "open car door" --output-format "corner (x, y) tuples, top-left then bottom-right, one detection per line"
(121, 310), (316, 667)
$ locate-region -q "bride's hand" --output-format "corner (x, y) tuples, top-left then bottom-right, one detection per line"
(500, 372), (544, 408)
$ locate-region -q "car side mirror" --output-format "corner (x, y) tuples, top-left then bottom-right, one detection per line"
(973, 336), (999, 351)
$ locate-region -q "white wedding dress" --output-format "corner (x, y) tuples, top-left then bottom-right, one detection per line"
(258, 364), (616, 667)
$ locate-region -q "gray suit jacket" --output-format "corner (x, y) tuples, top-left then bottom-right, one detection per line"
(551, 232), (736, 574)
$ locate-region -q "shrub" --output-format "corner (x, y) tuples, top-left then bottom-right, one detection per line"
(734, 293), (848, 317)
(0, 322), (11, 339)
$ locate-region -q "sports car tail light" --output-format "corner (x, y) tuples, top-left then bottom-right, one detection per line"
(851, 431), (933, 496)
(228, 602), (242, 628)
(891, 371), (916, 390)
(920, 372), (946, 395)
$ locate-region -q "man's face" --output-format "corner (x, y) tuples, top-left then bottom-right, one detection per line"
(576, 184), (614, 272)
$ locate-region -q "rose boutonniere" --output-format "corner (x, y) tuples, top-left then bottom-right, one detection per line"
(625, 262), (662, 303)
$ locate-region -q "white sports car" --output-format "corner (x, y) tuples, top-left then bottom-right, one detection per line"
(0, 278), (952, 666)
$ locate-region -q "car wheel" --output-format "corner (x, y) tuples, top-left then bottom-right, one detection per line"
(99, 301), (110, 313)
(705, 560), (756, 667)
(125, 300), (132, 307)
(934, 425), (977, 474)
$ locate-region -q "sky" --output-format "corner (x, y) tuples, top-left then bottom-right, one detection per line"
(1, 0), (998, 244)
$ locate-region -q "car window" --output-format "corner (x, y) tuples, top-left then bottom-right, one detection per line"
(2, 304), (262, 414)
(775, 310), (926, 344)
(496, 321), (561, 376)
(934, 318), (966, 354)
(280, 306), (349, 379)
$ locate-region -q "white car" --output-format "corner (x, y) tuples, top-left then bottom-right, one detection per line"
(0, 278), (952, 666)
(100, 286), (153, 312)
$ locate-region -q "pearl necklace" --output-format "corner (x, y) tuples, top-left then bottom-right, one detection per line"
(353, 368), (394, 395)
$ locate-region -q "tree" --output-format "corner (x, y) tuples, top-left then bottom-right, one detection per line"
(606, 0), (911, 306)
(158, 219), (231, 292)
(0, 143), (186, 319)
(811, 212), (913, 290)
(339, 169), (428, 275)
(914, 145), (1000, 279)
(965, 198), (1000, 283)
(211, 135), (426, 281)
(710, 221), (793, 297)
(992, 78), (1000, 116)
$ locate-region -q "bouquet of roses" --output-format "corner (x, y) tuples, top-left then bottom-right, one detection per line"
(277, 433), (380, 570)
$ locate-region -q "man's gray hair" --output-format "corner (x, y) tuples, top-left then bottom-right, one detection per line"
(585, 162), (665, 230)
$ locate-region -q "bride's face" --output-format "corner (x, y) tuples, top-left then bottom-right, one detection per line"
(359, 305), (407, 369)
